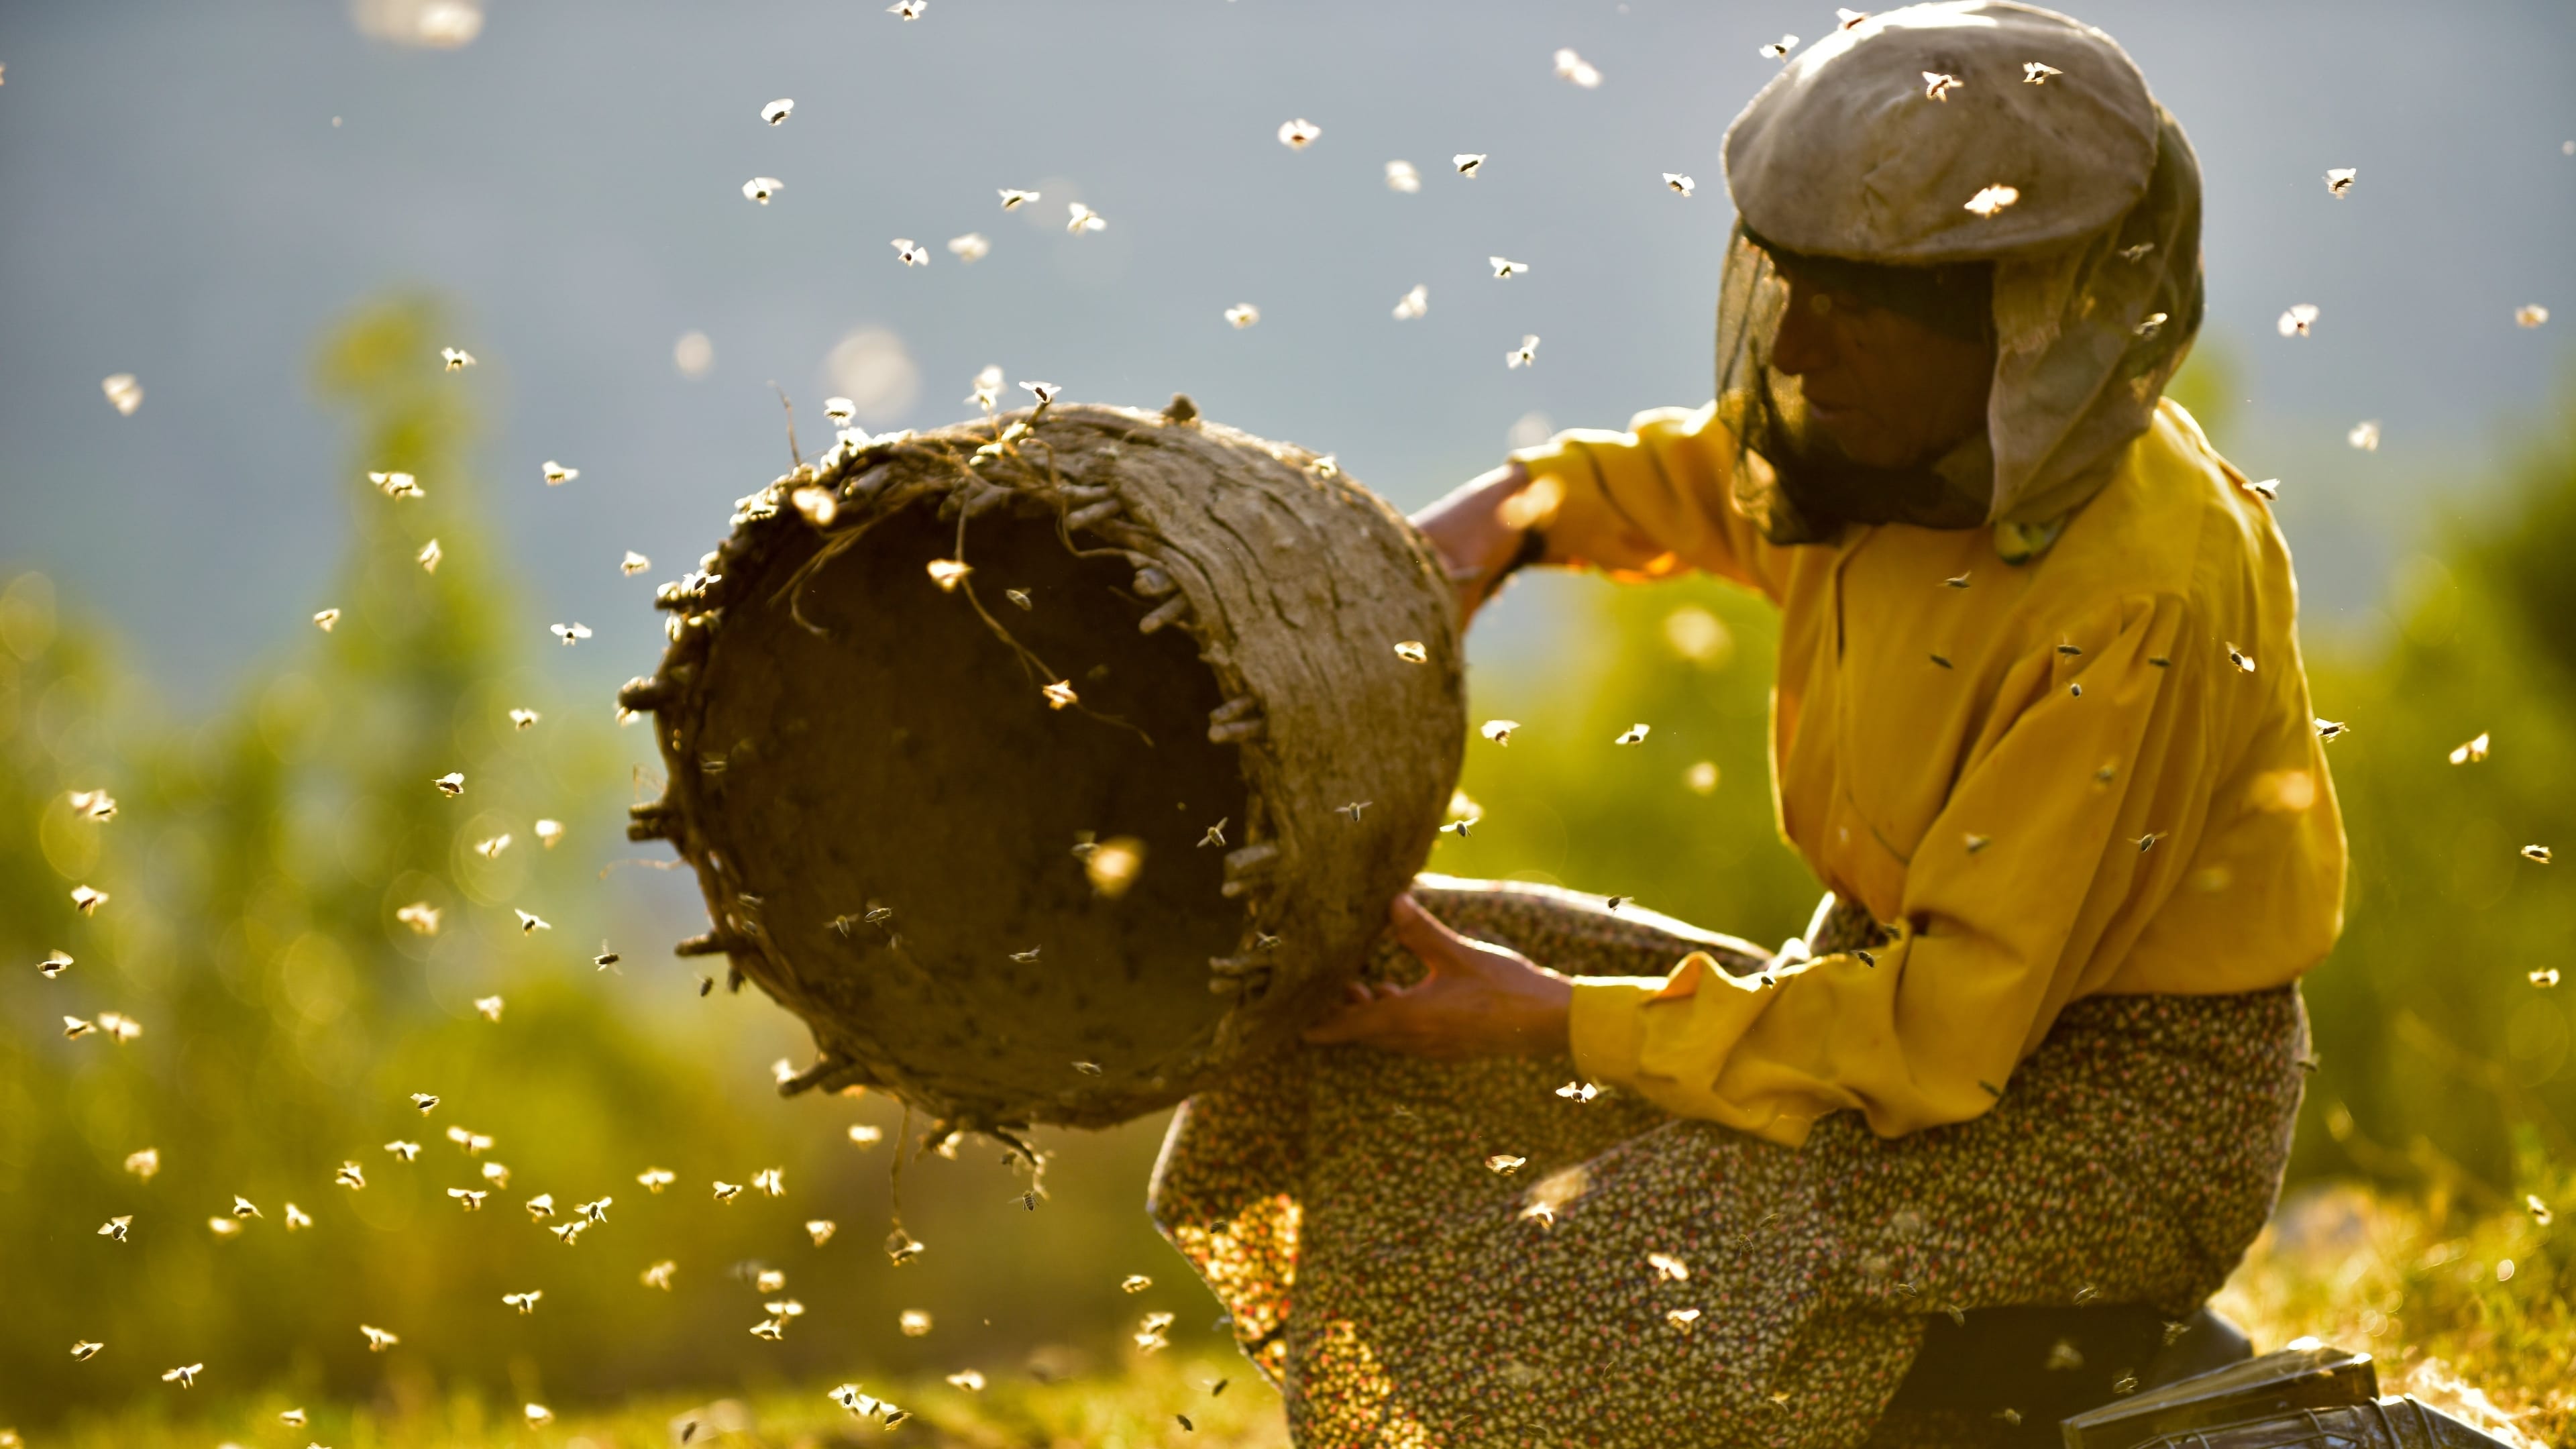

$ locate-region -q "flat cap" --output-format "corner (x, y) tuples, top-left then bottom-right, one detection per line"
(1725, 2), (2159, 264)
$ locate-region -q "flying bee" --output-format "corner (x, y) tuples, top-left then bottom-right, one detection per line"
(1453, 153), (1486, 178)
(1962, 184), (2020, 218)
(361, 1324), (400, 1350)
(503, 1290), (542, 1315)
(1506, 335), (1540, 368)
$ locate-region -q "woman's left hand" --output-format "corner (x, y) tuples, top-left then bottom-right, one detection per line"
(1301, 894), (1574, 1059)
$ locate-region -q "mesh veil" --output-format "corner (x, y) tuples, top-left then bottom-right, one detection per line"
(1716, 105), (2206, 551)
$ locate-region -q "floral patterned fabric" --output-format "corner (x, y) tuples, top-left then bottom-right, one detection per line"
(1148, 878), (2307, 1449)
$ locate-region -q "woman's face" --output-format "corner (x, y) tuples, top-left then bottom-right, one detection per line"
(1768, 272), (1996, 470)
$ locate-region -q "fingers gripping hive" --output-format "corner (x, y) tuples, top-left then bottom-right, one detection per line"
(622, 398), (1466, 1132)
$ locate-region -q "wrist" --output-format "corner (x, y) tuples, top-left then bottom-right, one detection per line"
(1514, 971), (1575, 1057)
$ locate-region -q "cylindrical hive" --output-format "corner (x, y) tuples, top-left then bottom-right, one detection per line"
(623, 398), (1466, 1132)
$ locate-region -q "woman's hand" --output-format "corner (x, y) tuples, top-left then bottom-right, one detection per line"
(1303, 894), (1574, 1060)
(1409, 460), (1541, 630)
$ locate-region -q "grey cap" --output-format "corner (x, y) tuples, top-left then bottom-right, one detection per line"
(1725, 1), (2159, 264)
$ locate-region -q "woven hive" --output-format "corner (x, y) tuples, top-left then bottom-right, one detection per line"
(621, 397), (1466, 1133)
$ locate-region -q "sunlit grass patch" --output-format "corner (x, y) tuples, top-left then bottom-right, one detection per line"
(2220, 1181), (2573, 1444)
(30, 1351), (1285, 1449)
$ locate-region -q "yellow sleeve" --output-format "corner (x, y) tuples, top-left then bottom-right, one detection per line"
(1567, 592), (2213, 1146)
(1508, 402), (1780, 598)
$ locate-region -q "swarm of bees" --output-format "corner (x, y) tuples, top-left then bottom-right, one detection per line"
(25, 10), (2565, 1445)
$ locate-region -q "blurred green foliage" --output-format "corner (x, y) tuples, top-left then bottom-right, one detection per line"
(0, 299), (1205, 1428)
(3, 305), (2569, 1431)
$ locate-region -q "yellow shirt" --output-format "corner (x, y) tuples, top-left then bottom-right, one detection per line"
(1509, 398), (2345, 1148)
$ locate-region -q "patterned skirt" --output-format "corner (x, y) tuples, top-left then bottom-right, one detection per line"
(1148, 877), (2308, 1449)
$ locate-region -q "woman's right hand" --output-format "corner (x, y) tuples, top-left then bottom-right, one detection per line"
(1409, 460), (1544, 631)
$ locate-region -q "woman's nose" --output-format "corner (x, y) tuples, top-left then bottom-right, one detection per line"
(1770, 282), (1835, 376)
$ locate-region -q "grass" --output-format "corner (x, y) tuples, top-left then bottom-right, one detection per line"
(16, 1182), (2568, 1449)
(17, 1352), (1287, 1449)
(2217, 1180), (2570, 1447)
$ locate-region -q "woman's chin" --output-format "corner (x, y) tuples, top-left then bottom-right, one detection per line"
(1807, 411), (1908, 469)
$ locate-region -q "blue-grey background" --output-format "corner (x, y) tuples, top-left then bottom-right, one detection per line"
(2, 0), (2571, 703)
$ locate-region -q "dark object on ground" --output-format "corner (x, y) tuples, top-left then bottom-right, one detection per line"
(1890, 1304), (2262, 1437)
(2063, 1339), (2380, 1446)
(1886, 1318), (2508, 1448)
(2123, 1396), (2516, 1448)
(622, 399), (1464, 1133)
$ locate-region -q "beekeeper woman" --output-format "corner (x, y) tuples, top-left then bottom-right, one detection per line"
(1150, 3), (2346, 1446)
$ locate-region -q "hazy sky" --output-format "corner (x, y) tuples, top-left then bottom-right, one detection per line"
(2, 0), (2570, 702)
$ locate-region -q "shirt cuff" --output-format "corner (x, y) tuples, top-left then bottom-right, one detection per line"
(1566, 975), (1667, 1088)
